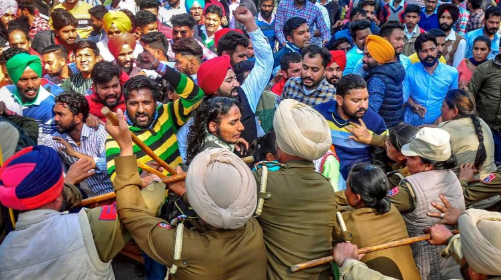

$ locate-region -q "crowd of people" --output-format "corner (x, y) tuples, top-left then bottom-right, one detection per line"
(0, 0), (501, 278)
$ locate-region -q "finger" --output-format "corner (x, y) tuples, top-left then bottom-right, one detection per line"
(87, 170), (96, 176)
(358, 118), (367, 128)
(235, 145), (241, 152)
(427, 212), (443, 219)
(348, 136), (356, 141)
(357, 254), (365, 261)
(439, 195), (452, 209)
(430, 201), (445, 212)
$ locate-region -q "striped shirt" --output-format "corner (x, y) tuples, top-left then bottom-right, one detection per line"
(453, 2), (469, 36)
(281, 77), (336, 106)
(62, 72), (93, 96)
(106, 66), (204, 180)
(40, 124), (112, 196)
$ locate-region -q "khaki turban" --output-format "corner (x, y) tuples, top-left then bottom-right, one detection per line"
(458, 209), (501, 276)
(274, 99), (332, 161)
(366, 35), (395, 64)
(186, 148), (257, 230)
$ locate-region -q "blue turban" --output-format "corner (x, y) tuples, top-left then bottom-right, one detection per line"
(185, 0), (205, 11)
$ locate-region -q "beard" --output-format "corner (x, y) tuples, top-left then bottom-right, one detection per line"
(216, 87), (239, 98)
(343, 106), (367, 119)
(55, 120), (77, 134)
(302, 76), (322, 89)
(327, 76), (340, 86)
(485, 25), (499, 35)
(419, 55), (438, 67)
(129, 111), (155, 128)
(440, 22), (453, 32)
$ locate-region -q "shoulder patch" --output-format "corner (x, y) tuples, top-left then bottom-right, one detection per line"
(484, 173), (496, 183)
(158, 222), (172, 229)
(98, 202), (117, 221)
(387, 187), (400, 197)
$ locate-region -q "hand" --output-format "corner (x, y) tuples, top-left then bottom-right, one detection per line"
(333, 20), (344, 29)
(0, 101), (6, 115)
(140, 161), (165, 188)
(313, 30), (321, 37)
(137, 51), (159, 70)
(65, 158), (96, 185)
(346, 119), (372, 145)
(459, 163), (479, 183)
(235, 138), (250, 156)
(221, 16), (228, 26)
(53, 136), (77, 157)
(424, 224), (453, 245)
(270, 71), (282, 86)
(427, 195), (463, 225)
(105, 109), (133, 156)
(166, 166), (186, 196)
(332, 243), (364, 267)
(410, 102), (426, 118)
(233, 6), (253, 24)
(86, 114), (104, 129)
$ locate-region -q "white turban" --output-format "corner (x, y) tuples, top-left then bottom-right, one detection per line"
(458, 209), (501, 276)
(0, 0), (17, 17)
(186, 148), (257, 230)
(273, 99), (332, 161)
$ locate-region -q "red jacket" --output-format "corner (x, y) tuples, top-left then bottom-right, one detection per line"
(85, 88), (126, 122)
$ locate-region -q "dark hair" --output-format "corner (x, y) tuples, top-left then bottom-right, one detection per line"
(186, 97), (241, 164)
(420, 155), (458, 170)
(0, 47), (28, 64)
(437, 4), (460, 22)
(350, 19), (371, 39)
(51, 8), (78, 31)
(141, 31), (169, 56)
(55, 91), (90, 122)
(204, 5), (223, 18)
(18, 0), (37, 15)
(120, 9), (135, 29)
(485, 6), (501, 21)
(427, 28), (446, 38)
(233, 60), (254, 84)
(444, 89), (486, 169)
(91, 61), (122, 85)
(473, 35), (492, 50)
(0, 37), (7, 48)
(404, 3), (421, 15)
(468, 0), (483, 10)
(283, 17), (307, 39)
(347, 163), (391, 214)
(330, 37), (353, 51)
(414, 32), (437, 52)
(337, 74), (367, 97)
(73, 40), (100, 55)
(389, 123), (419, 152)
(42, 45), (68, 60)
(123, 75), (161, 101)
(138, 0), (160, 10)
(171, 37), (203, 62)
(350, 7), (367, 18)
(134, 10), (157, 28)
(171, 13), (196, 29)
(7, 19), (31, 41)
(256, 130), (277, 162)
(217, 31), (249, 56)
(301, 44), (331, 68)
(358, 0), (375, 8)
(379, 21), (404, 38)
(280, 52), (302, 71)
(89, 5), (108, 20)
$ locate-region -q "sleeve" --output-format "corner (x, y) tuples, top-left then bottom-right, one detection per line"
(340, 259), (398, 280)
(93, 127), (109, 173)
(450, 68), (459, 90)
(403, 69), (411, 103)
(63, 183), (83, 210)
(367, 77), (386, 113)
(352, 58), (367, 77)
(468, 64), (483, 100)
(453, 39), (467, 68)
(369, 133), (387, 148)
(461, 172), (501, 207)
(274, 1), (287, 45)
(464, 34), (473, 58)
(4, 114), (39, 143)
(61, 78), (72, 91)
(314, 6), (331, 42)
(155, 63), (205, 130)
(439, 234), (463, 264)
(112, 154), (177, 266)
(241, 28), (274, 113)
(388, 181), (416, 213)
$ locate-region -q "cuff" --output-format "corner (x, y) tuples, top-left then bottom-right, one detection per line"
(339, 258), (366, 276)
(440, 234), (462, 261)
(459, 178), (469, 189)
(369, 134), (387, 148)
(113, 155), (142, 192)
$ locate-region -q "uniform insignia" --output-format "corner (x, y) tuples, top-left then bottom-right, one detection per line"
(484, 173), (496, 183)
(98, 202), (117, 220)
(387, 187), (399, 197)
(158, 222), (171, 229)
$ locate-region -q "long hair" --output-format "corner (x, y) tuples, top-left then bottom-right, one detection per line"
(347, 163), (391, 214)
(388, 123), (419, 152)
(443, 89), (486, 169)
(186, 97), (240, 164)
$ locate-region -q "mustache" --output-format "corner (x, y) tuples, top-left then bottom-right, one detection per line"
(356, 108), (367, 113)
(135, 112), (149, 118)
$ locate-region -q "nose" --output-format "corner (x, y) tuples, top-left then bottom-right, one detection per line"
(232, 79), (240, 88)
(137, 103), (145, 113)
(27, 79), (34, 88)
(237, 122), (244, 131)
(125, 54), (133, 61)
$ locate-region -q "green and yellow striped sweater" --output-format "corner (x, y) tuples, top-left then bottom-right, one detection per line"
(105, 67), (204, 180)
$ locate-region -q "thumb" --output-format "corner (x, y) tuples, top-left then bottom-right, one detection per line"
(359, 118), (367, 128)
(357, 254), (365, 261)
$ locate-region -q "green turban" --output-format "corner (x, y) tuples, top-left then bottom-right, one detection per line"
(6, 53), (42, 85)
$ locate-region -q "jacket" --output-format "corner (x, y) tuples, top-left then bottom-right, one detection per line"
(85, 89), (126, 123)
(366, 62), (405, 128)
(403, 26), (425, 56)
(238, 87), (258, 144)
(31, 30), (56, 55)
(469, 54), (501, 130)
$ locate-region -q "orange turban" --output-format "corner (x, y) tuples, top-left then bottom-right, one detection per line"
(108, 33), (136, 59)
(365, 35), (395, 64)
(198, 55), (231, 95)
(328, 50), (347, 71)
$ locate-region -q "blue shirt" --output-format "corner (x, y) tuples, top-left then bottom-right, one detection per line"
(465, 28), (500, 59)
(328, 21), (380, 46)
(314, 100), (388, 179)
(256, 13), (276, 52)
(404, 62), (459, 125)
(343, 46), (364, 75)
(418, 8), (439, 31)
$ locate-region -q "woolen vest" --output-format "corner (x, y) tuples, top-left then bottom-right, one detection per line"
(0, 209), (114, 280)
(402, 170), (465, 280)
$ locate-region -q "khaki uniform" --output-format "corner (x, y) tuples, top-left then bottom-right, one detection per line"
(460, 168), (501, 207)
(113, 155), (267, 280)
(334, 192), (420, 280)
(254, 161), (337, 280)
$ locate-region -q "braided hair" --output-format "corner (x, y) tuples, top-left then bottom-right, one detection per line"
(186, 97), (240, 164)
(444, 89), (486, 169)
(347, 163), (391, 214)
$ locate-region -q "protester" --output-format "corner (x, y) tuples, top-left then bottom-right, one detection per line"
(403, 4), (425, 56)
(325, 50), (346, 86)
(50, 0), (93, 39)
(87, 5), (108, 43)
(32, 9), (78, 57)
(108, 33), (142, 77)
(255, 0), (276, 51)
(457, 35), (490, 89)
(438, 4), (466, 67)
(344, 19), (372, 74)
(62, 40), (101, 95)
(186, 0), (204, 24)
(418, 0), (439, 31)
(272, 17), (310, 72)
(464, 6), (501, 59)
(466, 0), (484, 33)
(0, 0), (17, 39)
(17, 0), (50, 39)
(270, 52), (302, 96)
(42, 45), (71, 86)
(172, 37), (203, 79)
(198, 4), (223, 52)
(98, 11), (133, 61)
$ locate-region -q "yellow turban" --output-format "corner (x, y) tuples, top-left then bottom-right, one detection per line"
(365, 35), (395, 64)
(103, 11), (132, 33)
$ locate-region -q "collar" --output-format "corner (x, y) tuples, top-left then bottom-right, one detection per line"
(445, 29), (457, 41)
(327, 100), (355, 126)
(10, 85), (51, 106)
(205, 132), (235, 152)
(405, 24), (419, 35)
(355, 46), (363, 54)
(200, 25), (222, 39)
(390, 0), (405, 8)
(16, 209), (63, 230)
(286, 42), (302, 53)
(421, 6), (437, 16)
(257, 12), (275, 23)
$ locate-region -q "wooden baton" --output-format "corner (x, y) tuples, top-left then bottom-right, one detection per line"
(102, 107), (177, 175)
(290, 229), (460, 273)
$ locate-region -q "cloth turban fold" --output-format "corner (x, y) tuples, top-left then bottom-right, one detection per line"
(0, 0), (17, 17)
(0, 146), (64, 211)
(108, 33), (136, 59)
(185, 0), (205, 11)
(328, 50), (347, 71)
(197, 55), (231, 95)
(186, 148), (257, 230)
(438, 4), (460, 23)
(458, 209), (501, 276)
(366, 35), (395, 64)
(6, 53), (42, 85)
(273, 99), (332, 161)
(103, 11), (132, 33)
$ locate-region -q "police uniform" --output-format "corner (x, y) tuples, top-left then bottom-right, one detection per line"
(461, 168), (501, 207)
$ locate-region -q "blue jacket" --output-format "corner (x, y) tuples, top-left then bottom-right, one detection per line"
(366, 62), (405, 128)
